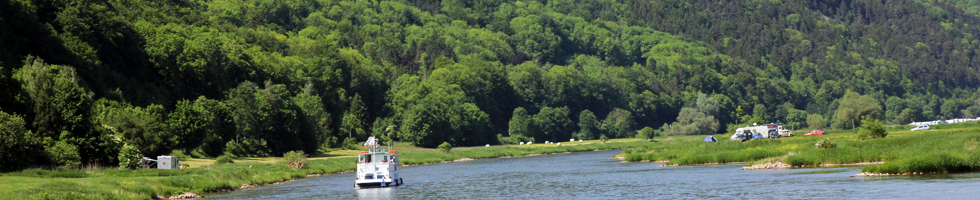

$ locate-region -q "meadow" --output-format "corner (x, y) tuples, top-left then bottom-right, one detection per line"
(0, 138), (646, 199)
(621, 122), (980, 174)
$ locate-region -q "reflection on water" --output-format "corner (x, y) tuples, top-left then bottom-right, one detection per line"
(206, 150), (980, 199)
(356, 187), (396, 199)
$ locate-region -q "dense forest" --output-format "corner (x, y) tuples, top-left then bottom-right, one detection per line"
(2, 0), (980, 170)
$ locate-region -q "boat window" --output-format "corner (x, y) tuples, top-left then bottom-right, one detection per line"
(383, 156), (388, 161)
(365, 173), (374, 179)
(365, 155), (372, 163)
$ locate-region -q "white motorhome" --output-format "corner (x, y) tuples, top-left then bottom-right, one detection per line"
(729, 123), (793, 141)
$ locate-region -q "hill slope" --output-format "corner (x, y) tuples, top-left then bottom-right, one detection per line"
(1, 0), (979, 169)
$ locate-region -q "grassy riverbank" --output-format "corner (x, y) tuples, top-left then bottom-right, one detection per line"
(0, 139), (646, 199)
(621, 122), (980, 174)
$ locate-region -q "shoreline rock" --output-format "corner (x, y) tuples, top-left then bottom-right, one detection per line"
(741, 161), (791, 170)
(851, 171), (938, 177)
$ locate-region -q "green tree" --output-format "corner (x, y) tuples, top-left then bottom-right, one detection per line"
(663, 107), (720, 135)
(168, 98), (213, 152)
(342, 93), (366, 139)
(0, 111), (44, 170)
(576, 109), (600, 140)
(832, 91), (883, 129)
(600, 108), (634, 138)
(508, 107), (535, 136)
(806, 114), (827, 130)
(533, 106), (575, 142)
(18, 56), (92, 140)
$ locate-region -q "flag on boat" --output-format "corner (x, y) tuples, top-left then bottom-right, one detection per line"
(363, 136), (379, 147)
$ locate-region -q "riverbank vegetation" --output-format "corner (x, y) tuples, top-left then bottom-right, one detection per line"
(4, 0), (980, 172)
(0, 139), (645, 199)
(621, 122), (980, 175)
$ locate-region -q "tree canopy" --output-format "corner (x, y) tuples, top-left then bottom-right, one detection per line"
(2, 0), (980, 169)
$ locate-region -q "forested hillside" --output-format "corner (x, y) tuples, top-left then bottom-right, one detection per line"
(2, 0), (980, 170)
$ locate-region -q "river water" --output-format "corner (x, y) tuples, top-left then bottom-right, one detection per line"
(206, 150), (980, 199)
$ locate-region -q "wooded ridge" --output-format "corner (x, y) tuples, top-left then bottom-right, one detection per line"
(2, 0), (979, 170)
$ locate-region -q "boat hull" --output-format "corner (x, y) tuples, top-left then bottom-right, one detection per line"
(355, 178), (401, 188)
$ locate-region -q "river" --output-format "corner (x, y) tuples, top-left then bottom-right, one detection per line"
(206, 150), (980, 199)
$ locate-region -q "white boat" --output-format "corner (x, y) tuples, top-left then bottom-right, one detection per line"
(355, 137), (403, 188)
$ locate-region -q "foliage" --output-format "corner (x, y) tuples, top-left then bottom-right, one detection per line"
(281, 151), (307, 169)
(815, 138), (837, 149)
(508, 107), (535, 136)
(600, 108), (635, 138)
(532, 106), (575, 143)
(663, 94), (720, 135)
(3, 0), (980, 170)
(600, 134), (609, 143)
(497, 134), (534, 145)
(342, 137), (359, 150)
(0, 111), (45, 170)
(832, 91), (883, 129)
(857, 116), (888, 140)
(215, 155), (234, 164)
(623, 124), (980, 173)
(389, 75), (494, 148)
(437, 142), (452, 153)
(118, 144), (142, 170)
(637, 127), (658, 140)
(576, 109), (600, 140)
(807, 114), (827, 130)
(46, 140), (81, 169)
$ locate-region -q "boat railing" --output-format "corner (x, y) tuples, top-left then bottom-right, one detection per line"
(368, 146), (386, 153)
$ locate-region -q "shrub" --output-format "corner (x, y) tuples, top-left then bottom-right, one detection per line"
(857, 116), (887, 140)
(437, 142), (452, 153)
(497, 134), (534, 145)
(600, 134), (609, 143)
(342, 137), (360, 150)
(47, 140), (81, 169)
(0, 111), (45, 170)
(281, 151), (307, 169)
(318, 136), (339, 153)
(637, 127), (658, 140)
(170, 150), (191, 160)
(815, 138), (837, 149)
(118, 144), (143, 169)
(215, 155), (234, 164)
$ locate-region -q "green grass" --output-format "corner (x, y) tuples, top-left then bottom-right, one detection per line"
(622, 121), (980, 174)
(0, 138), (647, 199)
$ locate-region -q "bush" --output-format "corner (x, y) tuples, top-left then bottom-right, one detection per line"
(118, 144), (143, 169)
(215, 155), (234, 164)
(437, 142), (452, 153)
(815, 138), (837, 149)
(600, 134), (609, 143)
(857, 116), (887, 140)
(281, 151), (307, 169)
(342, 137), (360, 150)
(497, 134), (534, 145)
(318, 136), (339, 153)
(0, 111), (45, 170)
(637, 127), (658, 140)
(47, 140), (81, 169)
(170, 150), (191, 160)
